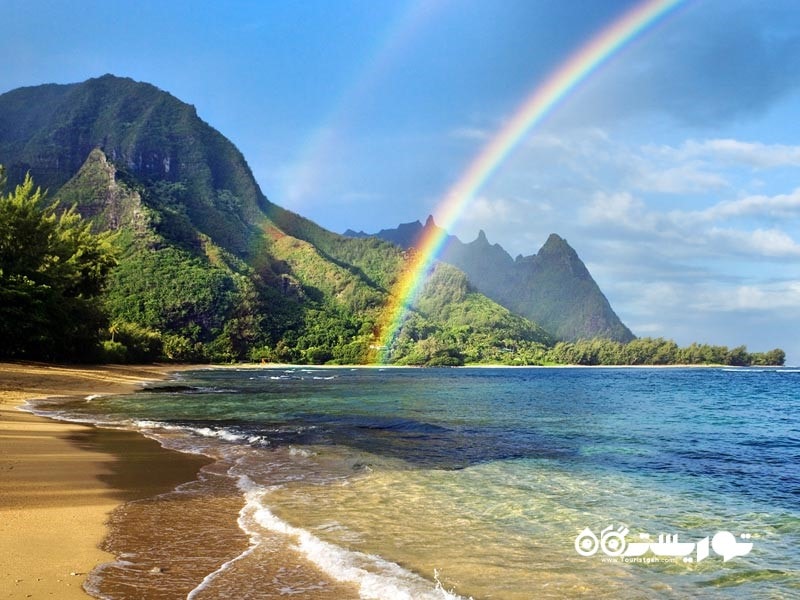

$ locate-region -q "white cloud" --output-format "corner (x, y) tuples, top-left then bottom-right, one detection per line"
(694, 281), (800, 312)
(581, 196), (800, 260)
(453, 195), (515, 225)
(629, 322), (668, 335)
(708, 227), (800, 258)
(580, 191), (650, 230)
(630, 139), (800, 195)
(614, 277), (800, 316)
(522, 128), (610, 151)
(609, 277), (800, 361)
(631, 162), (729, 194)
(690, 188), (800, 221)
(677, 139), (800, 168)
(749, 229), (800, 256)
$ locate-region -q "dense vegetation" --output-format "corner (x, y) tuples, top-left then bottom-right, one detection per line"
(0, 76), (786, 367)
(44, 149), (554, 365)
(542, 338), (785, 367)
(0, 168), (116, 360)
(1, 164), (783, 367)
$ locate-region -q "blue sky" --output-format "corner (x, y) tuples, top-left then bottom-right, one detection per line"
(4, 0), (800, 363)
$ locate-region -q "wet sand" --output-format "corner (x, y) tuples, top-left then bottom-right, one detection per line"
(0, 362), (208, 599)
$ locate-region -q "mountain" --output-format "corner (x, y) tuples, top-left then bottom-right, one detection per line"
(0, 75), (553, 365)
(346, 216), (635, 343)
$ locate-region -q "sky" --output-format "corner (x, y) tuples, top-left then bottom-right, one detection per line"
(3, 0), (800, 363)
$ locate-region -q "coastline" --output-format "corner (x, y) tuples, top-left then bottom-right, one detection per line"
(0, 361), (780, 599)
(0, 362), (207, 600)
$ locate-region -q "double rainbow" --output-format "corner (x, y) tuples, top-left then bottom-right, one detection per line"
(375, 0), (685, 361)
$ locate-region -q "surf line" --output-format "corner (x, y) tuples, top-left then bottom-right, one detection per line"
(374, 0), (685, 362)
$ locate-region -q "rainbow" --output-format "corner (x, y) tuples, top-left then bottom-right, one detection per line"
(375, 0), (685, 362)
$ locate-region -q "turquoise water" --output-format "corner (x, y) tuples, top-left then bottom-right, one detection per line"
(36, 367), (800, 599)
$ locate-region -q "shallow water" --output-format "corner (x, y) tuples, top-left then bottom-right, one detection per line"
(33, 367), (800, 599)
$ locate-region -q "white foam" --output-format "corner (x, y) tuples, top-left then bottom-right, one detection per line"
(132, 420), (266, 446)
(288, 446), (316, 458)
(236, 476), (469, 600)
(186, 495), (262, 600)
(192, 426), (247, 443)
(133, 419), (173, 430)
(20, 400), (117, 426)
(83, 559), (136, 600)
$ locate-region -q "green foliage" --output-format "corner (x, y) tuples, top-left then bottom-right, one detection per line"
(107, 321), (163, 363)
(0, 170), (116, 360)
(385, 264), (553, 366)
(750, 348), (786, 366)
(542, 337), (786, 367)
(2, 77), (563, 366)
(104, 243), (258, 362)
(52, 148), (285, 363)
(262, 203), (406, 291)
(100, 340), (128, 363)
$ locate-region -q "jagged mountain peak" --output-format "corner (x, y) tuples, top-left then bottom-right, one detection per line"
(541, 232), (569, 250)
(533, 233), (591, 279)
(54, 148), (149, 234)
(355, 219), (635, 343)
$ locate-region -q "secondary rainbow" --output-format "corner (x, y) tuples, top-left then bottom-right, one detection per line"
(375, 0), (685, 361)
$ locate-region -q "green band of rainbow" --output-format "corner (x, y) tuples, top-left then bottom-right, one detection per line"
(376, 0), (685, 362)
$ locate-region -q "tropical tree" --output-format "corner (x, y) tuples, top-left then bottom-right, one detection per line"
(0, 168), (117, 360)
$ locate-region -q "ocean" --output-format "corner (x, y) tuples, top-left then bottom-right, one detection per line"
(30, 367), (800, 599)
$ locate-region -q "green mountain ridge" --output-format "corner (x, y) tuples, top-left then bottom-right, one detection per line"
(346, 216), (635, 343)
(0, 75), (554, 364)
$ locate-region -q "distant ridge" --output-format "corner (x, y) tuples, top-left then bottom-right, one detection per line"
(346, 216), (635, 343)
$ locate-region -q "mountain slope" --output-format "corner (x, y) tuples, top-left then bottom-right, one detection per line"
(509, 233), (634, 342)
(347, 216), (635, 343)
(0, 75), (552, 364)
(0, 74), (266, 255)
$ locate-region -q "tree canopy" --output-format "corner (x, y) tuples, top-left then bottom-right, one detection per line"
(0, 168), (117, 360)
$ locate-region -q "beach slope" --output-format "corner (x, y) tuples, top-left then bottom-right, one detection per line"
(0, 363), (204, 600)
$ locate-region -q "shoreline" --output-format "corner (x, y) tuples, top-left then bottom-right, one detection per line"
(204, 360), (786, 369)
(1, 361), (785, 598)
(0, 362), (207, 600)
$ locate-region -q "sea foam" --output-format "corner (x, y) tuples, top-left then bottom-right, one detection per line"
(232, 475), (469, 600)
(133, 420), (267, 447)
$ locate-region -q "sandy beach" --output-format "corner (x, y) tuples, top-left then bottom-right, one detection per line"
(0, 362), (207, 600)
